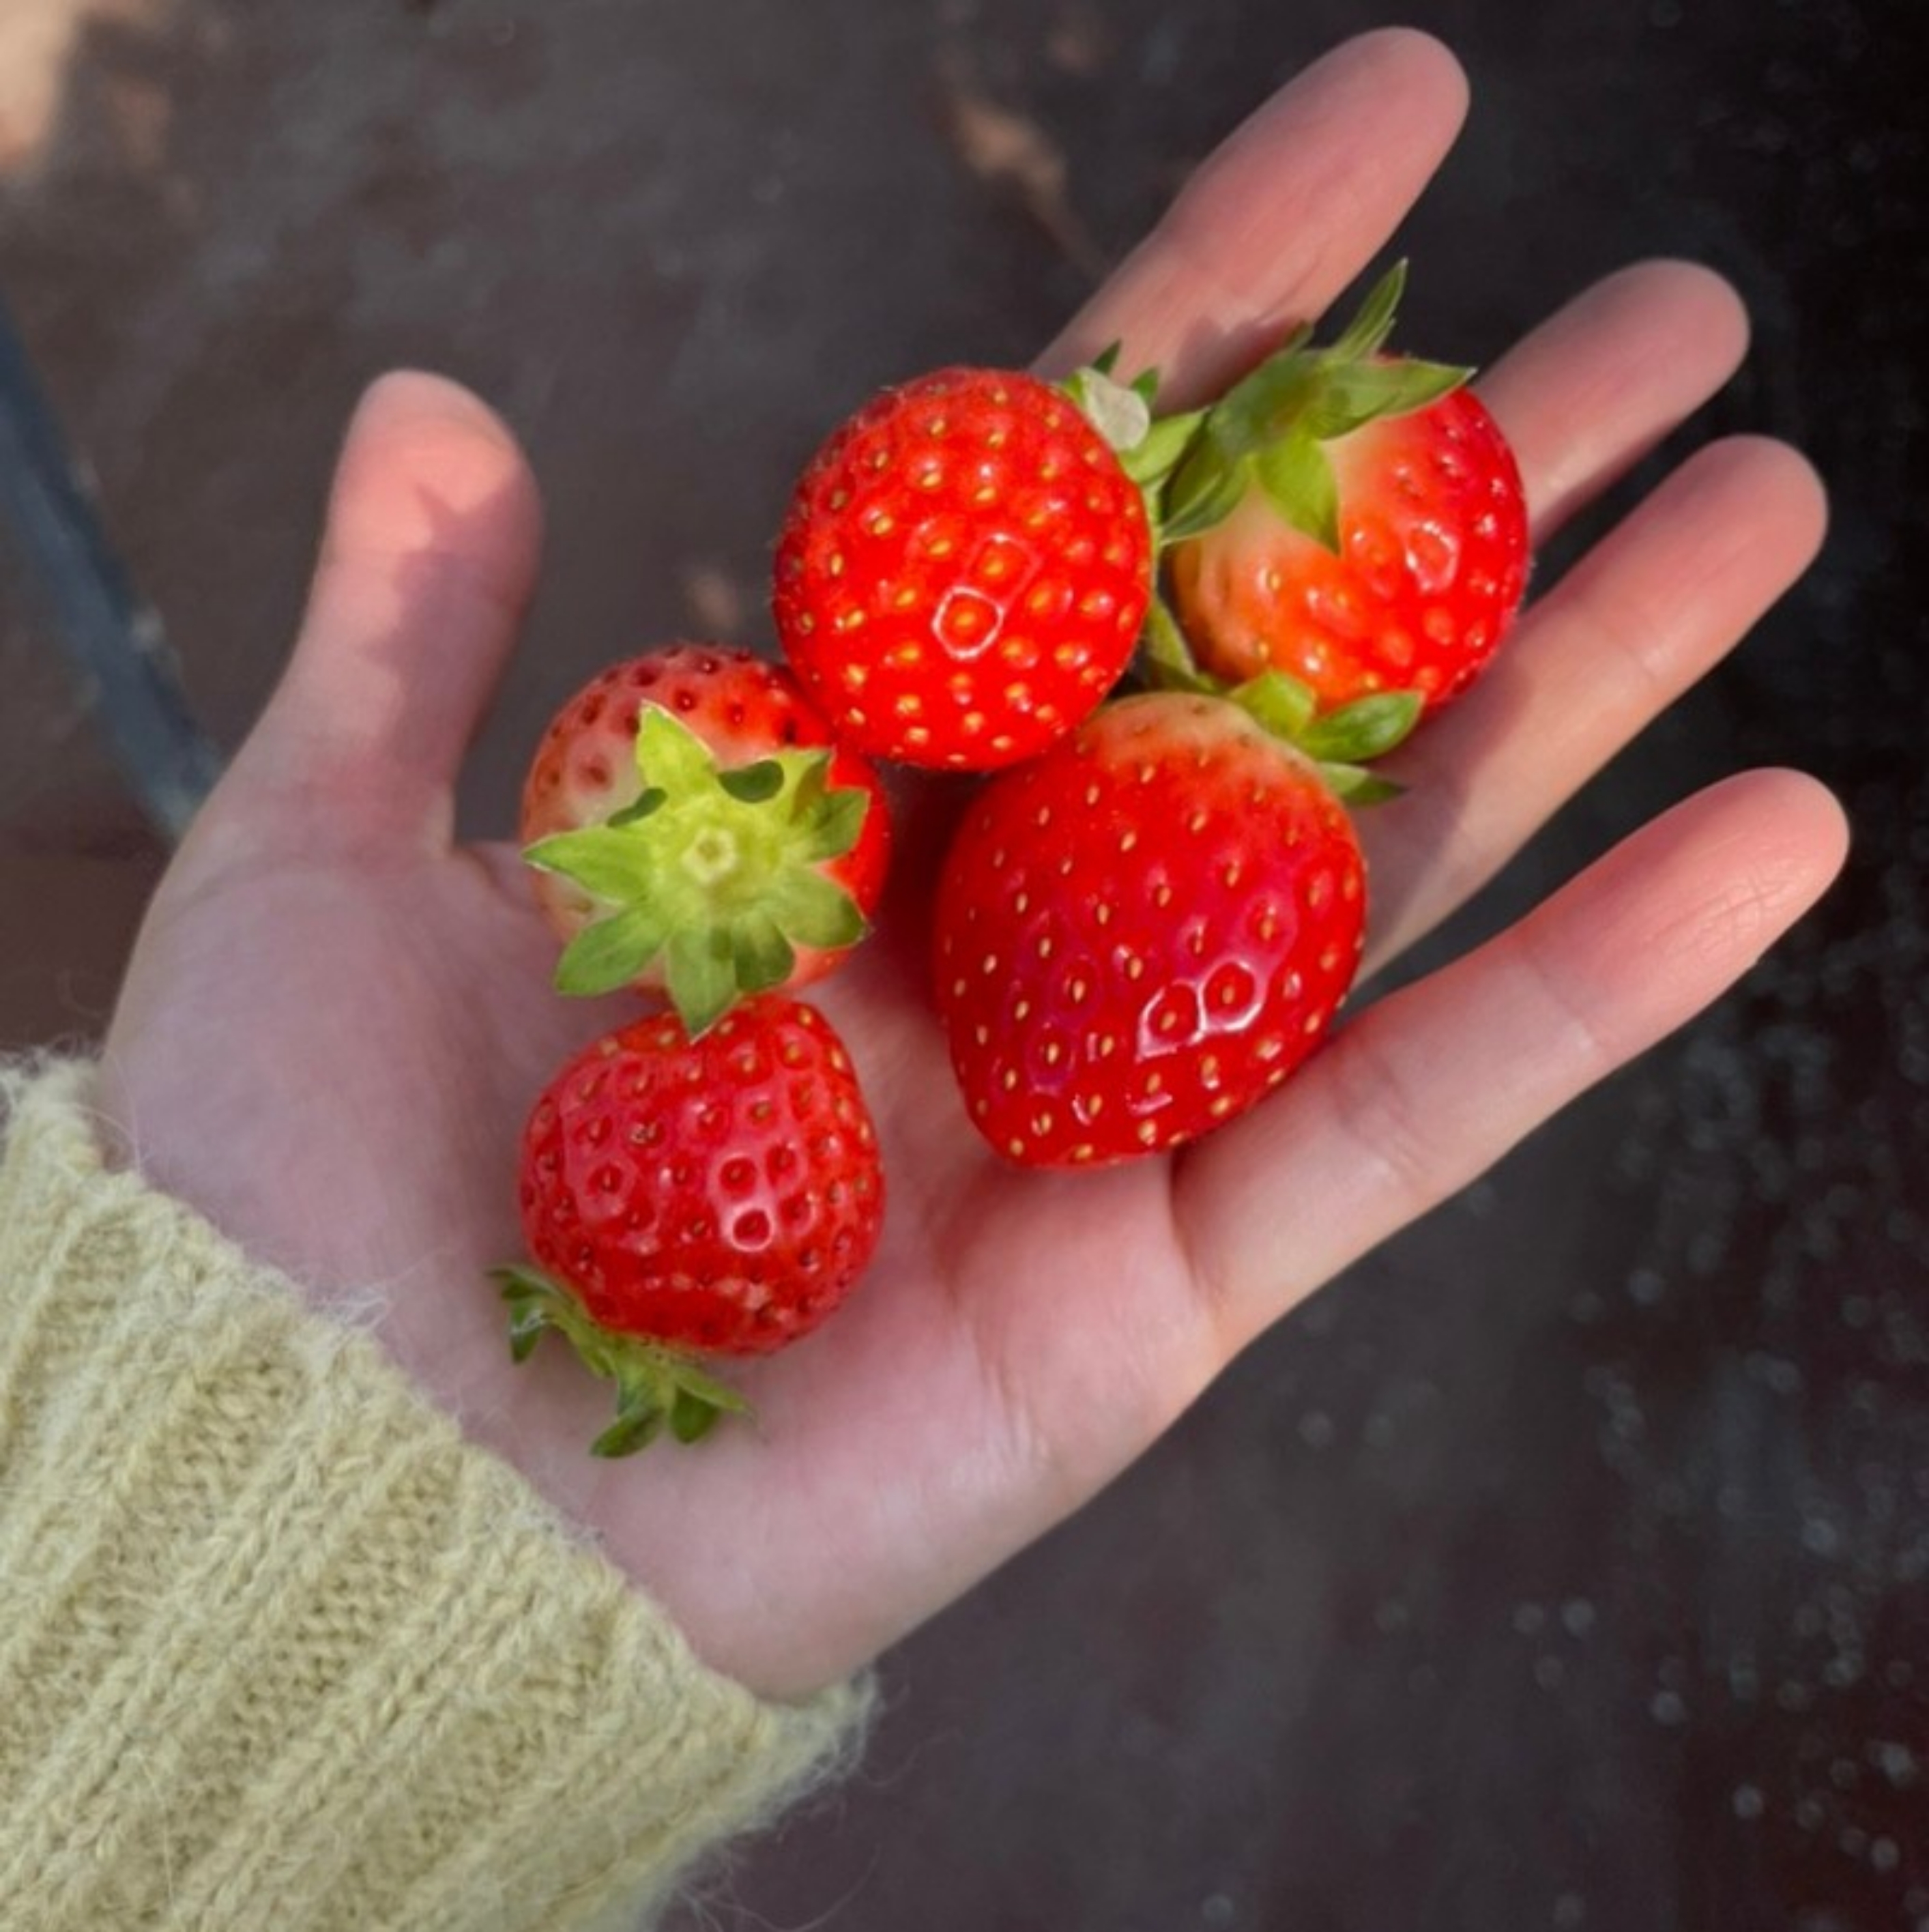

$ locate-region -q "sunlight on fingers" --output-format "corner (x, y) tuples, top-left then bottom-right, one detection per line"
(1172, 770), (1848, 1361)
(1038, 29), (1468, 403)
(1360, 436), (1829, 971)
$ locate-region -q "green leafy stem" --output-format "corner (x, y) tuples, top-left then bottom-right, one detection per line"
(495, 1267), (752, 1456)
(524, 704), (871, 1035)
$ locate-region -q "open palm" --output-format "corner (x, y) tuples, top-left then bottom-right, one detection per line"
(100, 31), (1846, 1701)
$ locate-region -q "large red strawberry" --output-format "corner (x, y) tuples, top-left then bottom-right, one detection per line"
(1157, 262), (1529, 717)
(495, 998), (885, 1454)
(933, 686), (1397, 1168)
(772, 367), (1153, 770)
(519, 645), (891, 1033)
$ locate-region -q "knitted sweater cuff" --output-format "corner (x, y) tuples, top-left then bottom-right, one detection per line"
(0, 1060), (869, 1932)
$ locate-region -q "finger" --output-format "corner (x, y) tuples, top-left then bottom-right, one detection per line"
(233, 372), (543, 846)
(1172, 769), (1848, 1358)
(1037, 29), (1470, 405)
(1476, 257), (1751, 542)
(1361, 435), (1827, 968)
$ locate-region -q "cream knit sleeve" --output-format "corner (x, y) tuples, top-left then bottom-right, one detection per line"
(0, 1061), (870, 1932)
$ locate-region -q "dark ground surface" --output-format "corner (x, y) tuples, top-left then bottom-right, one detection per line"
(3, 1), (1926, 1927)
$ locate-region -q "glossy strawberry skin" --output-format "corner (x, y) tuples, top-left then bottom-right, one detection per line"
(933, 693), (1365, 1168)
(517, 1000), (884, 1355)
(1170, 387), (1528, 715)
(773, 368), (1152, 771)
(519, 644), (891, 990)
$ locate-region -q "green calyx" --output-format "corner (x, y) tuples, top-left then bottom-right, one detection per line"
(524, 704), (870, 1036)
(494, 1267), (752, 1457)
(1162, 259), (1470, 550)
(1067, 260), (1470, 556)
(1072, 260), (1468, 798)
(1226, 669), (1420, 805)
(1141, 594), (1417, 803)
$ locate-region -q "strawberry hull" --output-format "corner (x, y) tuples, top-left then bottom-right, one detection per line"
(521, 649), (891, 973)
(518, 646), (892, 1029)
(933, 693), (1366, 1168)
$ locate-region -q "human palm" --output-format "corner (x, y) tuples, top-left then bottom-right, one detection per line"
(100, 31), (1846, 1701)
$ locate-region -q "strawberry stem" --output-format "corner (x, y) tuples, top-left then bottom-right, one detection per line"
(1142, 595), (1210, 688)
(493, 1266), (753, 1456)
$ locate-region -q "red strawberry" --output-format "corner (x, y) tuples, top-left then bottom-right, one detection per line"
(1153, 262), (1528, 717)
(519, 645), (891, 1033)
(495, 998), (886, 1454)
(932, 689), (1374, 1168)
(1169, 386), (1528, 712)
(772, 367), (1153, 770)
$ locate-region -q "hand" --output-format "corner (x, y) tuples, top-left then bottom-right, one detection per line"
(99, 29), (1846, 1701)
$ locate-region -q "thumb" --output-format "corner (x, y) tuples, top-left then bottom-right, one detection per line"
(225, 371), (543, 849)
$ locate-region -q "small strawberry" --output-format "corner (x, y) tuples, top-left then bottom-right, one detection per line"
(519, 645), (891, 1033)
(1155, 262), (1529, 717)
(495, 998), (886, 1454)
(933, 684), (1406, 1168)
(772, 367), (1153, 770)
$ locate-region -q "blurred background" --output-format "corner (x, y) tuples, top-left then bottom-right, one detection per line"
(1, 1), (1923, 1926)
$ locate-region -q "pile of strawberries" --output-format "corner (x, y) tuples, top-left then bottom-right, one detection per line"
(495, 264), (1529, 1454)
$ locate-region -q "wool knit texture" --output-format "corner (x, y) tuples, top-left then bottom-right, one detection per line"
(0, 1061), (869, 1931)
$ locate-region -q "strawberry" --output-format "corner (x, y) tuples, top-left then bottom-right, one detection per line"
(519, 645), (890, 1033)
(772, 367), (1153, 770)
(1168, 387), (1528, 712)
(1149, 262), (1529, 718)
(932, 685), (1397, 1168)
(495, 998), (886, 1454)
